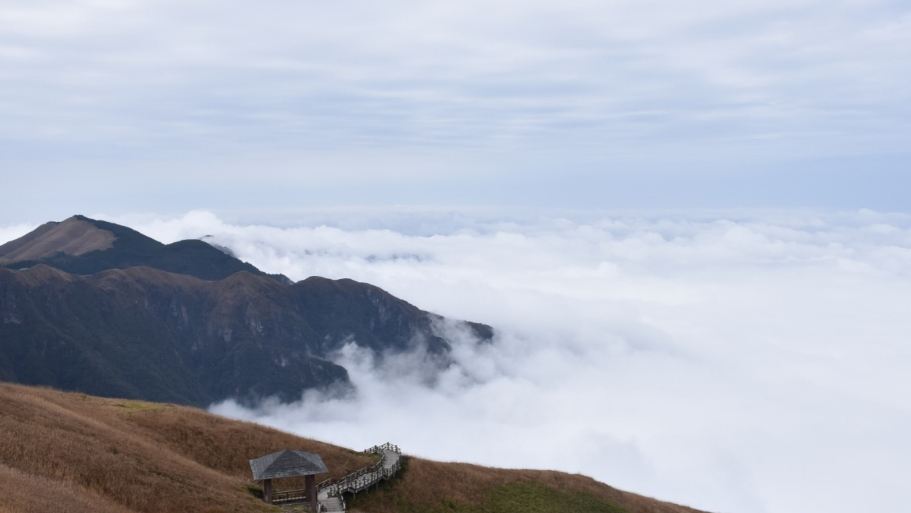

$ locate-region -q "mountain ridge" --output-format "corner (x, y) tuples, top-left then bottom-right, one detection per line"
(0, 215), (287, 282)
(0, 215), (115, 262)
(0, 217), (492, 407)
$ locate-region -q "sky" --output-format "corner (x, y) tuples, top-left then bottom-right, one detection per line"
(1, 0), (910, 219)
(8, 208), (898, 513)
(1, 2), (911, 513)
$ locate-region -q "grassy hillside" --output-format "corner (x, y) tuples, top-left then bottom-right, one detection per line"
(0, 384), (707, 513)
(348, 458), (705, 513)
(0, 383), (371, 513)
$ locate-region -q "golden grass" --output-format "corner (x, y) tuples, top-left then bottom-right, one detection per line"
(0, 464), (131, 513)
(0, 383), (372, 513)
(349, 458), (709, 513)
(0, 383), (708, 513)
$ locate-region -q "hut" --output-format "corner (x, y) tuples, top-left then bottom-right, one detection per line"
(249, 449), (328, 511)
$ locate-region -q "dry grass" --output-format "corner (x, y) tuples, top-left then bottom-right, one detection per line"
(0, 383), (707, 513)
(0, 384), (372, 513)
(349, 458), (709, 513)
(0, 217), (114, 263)
(0, 464), (132, 513)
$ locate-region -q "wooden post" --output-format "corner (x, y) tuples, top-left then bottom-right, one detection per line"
(306, 474), (317, 512)
(263, 479), (273, 503)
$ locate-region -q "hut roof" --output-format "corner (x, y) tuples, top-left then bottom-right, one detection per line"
(249, 449), (328, 481)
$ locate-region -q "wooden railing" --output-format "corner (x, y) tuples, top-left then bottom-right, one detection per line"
(317, 442), (402, 499)
(272, 488), (309, 504)
(365, 442), (401, 455)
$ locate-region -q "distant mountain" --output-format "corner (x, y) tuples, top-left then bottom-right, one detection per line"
(0, 216), (492, 406)
(0, 215), (288, 282)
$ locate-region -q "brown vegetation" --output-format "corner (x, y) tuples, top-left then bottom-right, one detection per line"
(349, 458), (707, 513)
(0, 384), (372, 513)
(0, 217), (114, 263)
(0, 383), (707, 513)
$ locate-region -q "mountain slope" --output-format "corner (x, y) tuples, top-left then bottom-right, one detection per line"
(0, 265), (487, 406)
(0, 216), (493, 406)
(0, 384), (708, 513)
(0, 383), (373, 513)
(0, 216), (115, 262)
(0, 215), (275, 282)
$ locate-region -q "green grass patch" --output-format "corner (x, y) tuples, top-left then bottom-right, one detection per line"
(481, 482), (628, 513)
(245, 483), (264, 499)
(349, 478), (628, 513)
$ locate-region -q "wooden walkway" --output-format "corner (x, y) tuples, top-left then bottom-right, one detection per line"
(314, 442), (402, 513)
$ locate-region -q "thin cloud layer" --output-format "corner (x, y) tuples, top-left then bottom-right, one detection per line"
(1, 1), (909, 217)
(3, 0), (908, 154)
(21, 209), (901, 513)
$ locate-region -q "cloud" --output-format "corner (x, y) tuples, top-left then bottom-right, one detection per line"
(40, 2), (907, 154)
(2, 209), (910, 511)
(0, 223), (35, 247)
(0, 1), (909, 218)
(41, 208), (902, 513)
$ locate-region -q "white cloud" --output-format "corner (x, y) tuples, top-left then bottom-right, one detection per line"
(1, 1), (908, 220)
(2, 209), (910, 511)
(0, 223), (35, 246)
(60, 208), (904, 513)
(1, 0), (908, 159)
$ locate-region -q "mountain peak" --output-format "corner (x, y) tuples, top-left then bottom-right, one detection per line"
(0, 215), (116, 264)
(0, 215), (493, 407)
(0, 215), (278, 282)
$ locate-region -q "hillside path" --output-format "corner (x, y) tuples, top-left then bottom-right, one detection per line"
(315, 443), (402, 513)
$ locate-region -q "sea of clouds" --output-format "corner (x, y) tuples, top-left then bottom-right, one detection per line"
(5, 209), (910, 513)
